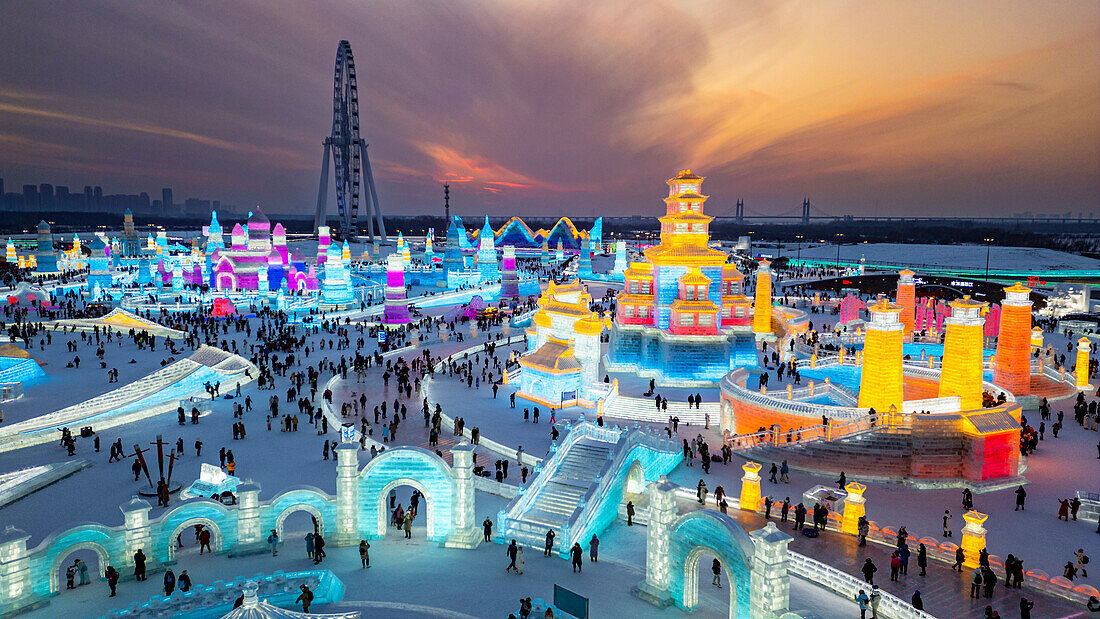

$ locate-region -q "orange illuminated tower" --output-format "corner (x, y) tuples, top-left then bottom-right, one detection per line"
(753, 260), (773, 335)
(858, 300), (905, 413)
(939, 297), (988, 410)
(896, 269), (916, 337)
(993, 283), (1032, 395)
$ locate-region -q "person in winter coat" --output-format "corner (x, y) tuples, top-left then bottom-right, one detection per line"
(199, 528), (212, 554)
(854, 589), (870, 619)
(516, 545), (525, 575)
(712, 558), (722, 588)
(507, 540), (519, 573)
(105, 565), (119, 597)
(133, 549), (147, 581)
(982, 566), (997, 598)
(483, 517), (494, 543)
(304, 532), (314, 558)
(267, 529), (278, 556)
(589, 535), (599, 562)
(403, 511), (413, 538)
(359, 539), (370, 568)
(970, 568), (983, 598)
(1019, 597), (1034, 619)
(911, 590), (923, 610)
(857, 517), (869, 546)
(917, 543), (928, 576)
(296, 584), (313, 613)
(570, 543), (583, 573)
(313, 534), (326, 564)
(544, 530), (555, 557)
(953, 546), (965, 571)
(889, 551), (901, 582)
(861, 558), (877, 584)
(178, 570), (191, 592)
(1015, 486), (1027, 510)
(163, 569), (176, 596)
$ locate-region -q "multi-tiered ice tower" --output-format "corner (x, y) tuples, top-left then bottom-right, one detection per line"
(605, 170), (756, 385)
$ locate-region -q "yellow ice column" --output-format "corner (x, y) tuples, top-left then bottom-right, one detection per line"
(753, 260), (773, 334)
(961, 510), (988, 568)
(841, 482), (867, 535)
(938, 297), (987, 411)
(858, 301), (904, 413)
(1077, 337), (1091, 388)
(740, 462), (762, 511)
(1030, 327), (1043, 350)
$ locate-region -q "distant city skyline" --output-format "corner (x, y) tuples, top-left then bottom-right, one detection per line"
(0, 174), (242, 218)
(1, 2), (1097, 219)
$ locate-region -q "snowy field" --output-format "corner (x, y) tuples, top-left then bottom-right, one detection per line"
(2, 262), (1097, 618)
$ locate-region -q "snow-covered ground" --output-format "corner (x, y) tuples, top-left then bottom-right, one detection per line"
(3, 255), (1097, 618)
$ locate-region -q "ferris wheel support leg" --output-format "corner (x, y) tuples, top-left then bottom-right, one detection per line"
(314, 142), (331, 234)
(361, 142), (387, 242)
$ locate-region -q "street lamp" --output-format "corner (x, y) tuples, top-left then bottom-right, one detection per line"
(984, 238), (994, 279)
(835, 233), (844, 270)
(795, 235), (804, 264)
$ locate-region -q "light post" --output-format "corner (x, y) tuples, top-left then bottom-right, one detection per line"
(835, 233), (844, 271)
(795, 235), (804, 265)
(984, 237), (994, 280)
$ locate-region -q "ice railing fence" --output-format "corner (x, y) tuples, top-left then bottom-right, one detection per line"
(786, 552), (936, 619)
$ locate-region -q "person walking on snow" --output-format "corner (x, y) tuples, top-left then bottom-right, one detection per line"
(570, 543), (583, 573)
(359, 539), (370, 568)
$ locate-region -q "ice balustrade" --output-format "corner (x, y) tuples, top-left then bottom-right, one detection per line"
(561, 423), (681, 552)
(103, 569), (345, 619)
(786, 552), (933, 619)
(0, 382), (23, 403)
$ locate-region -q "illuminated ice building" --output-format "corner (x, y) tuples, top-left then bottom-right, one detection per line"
(209, 210), (291, 291)
(605, 170), (756, 386)
(518, 280), (603, 407)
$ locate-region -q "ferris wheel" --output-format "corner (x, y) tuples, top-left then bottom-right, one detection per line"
(314, 40), (387, 242)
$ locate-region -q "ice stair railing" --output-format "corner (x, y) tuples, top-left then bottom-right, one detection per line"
(500, 418), (615, 526)
(560, 422), (680, 553)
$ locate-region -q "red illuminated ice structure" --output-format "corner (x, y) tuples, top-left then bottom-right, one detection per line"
(211, 297), (237, 317)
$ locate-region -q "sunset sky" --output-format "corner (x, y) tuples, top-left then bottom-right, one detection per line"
(1, 1), (1098, 218)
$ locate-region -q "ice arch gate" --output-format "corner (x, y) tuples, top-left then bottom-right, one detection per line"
(633, 477), (793, 619)
(334, 442), (481, 549)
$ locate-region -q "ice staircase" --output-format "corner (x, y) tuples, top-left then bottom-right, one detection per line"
(517, 440), (610, 532)
(601, 395), (714, 426)
(499, 419), (681, 555)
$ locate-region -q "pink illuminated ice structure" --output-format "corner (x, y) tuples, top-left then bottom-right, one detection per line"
(500, 245), (519, 298)
(837, 294), (865, 324)
(383, 253), (409, 323)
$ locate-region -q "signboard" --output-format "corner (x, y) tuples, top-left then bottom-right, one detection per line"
(377, 329), (387, 344)
(554, 584), (589, 619)
(561, 390), (577, 402)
